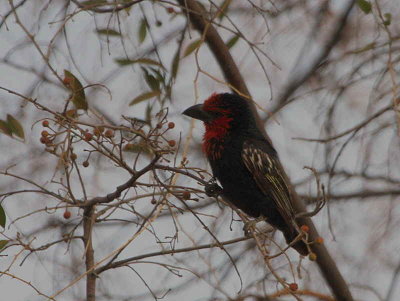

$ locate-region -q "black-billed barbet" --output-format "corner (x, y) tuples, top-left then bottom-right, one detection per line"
(183, 93), (308, 255)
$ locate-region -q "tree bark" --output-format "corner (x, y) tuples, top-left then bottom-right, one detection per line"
(83, 206), (96, 301)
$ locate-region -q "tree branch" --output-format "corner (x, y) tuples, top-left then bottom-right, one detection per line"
(95, 236), (251, 274)
(275, 0), (356, 106)
(83, 206), (96, 301)
(85, 155), (159, 207)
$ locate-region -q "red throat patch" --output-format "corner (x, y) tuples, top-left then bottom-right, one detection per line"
(201, 93), (233, 159)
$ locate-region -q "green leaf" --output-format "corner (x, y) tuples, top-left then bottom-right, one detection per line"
(6, 114), (24, 139)
(0, 120), (12, 137)
(142, 68), (160, 91)
(0, 240), (8, 251)
(383, 13), (391, 26)
(171, 47), (181, 79)
(81, 0), (107, 7)
(96, 28), (121, 36)
(357, 0), (372, 14)
(64, 70), (88, 111)
(183, 39), (202, 58)
(129, 90), (160, 106)
(145, 104), (152, 125)
(350, 42), (376, 54)
(114, 58), (164, 68)
(138, 19), (147, 44)
(226, 35), (240, 49)
(150, 67), (165, 84)
(0, 205), (6, 228)
(218, 0), (232, 20)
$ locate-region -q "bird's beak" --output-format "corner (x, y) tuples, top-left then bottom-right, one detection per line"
(182, 104), (214, 122)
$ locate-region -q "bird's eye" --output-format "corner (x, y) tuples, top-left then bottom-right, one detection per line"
(210, 111), (222, 118)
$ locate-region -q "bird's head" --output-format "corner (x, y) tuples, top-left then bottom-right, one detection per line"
(183, 93), (256, 158)
(182, 92), (254, 131)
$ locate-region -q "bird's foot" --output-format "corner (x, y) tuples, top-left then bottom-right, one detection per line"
(204, 179), (223, 197)
(243, 216), (266, 236)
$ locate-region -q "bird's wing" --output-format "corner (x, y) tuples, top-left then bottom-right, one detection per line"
(241, 140), (295, 226)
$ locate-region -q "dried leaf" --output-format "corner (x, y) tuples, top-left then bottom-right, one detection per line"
(123, 142), (153, 154)
(7, 114), (24, 139)
(64, 70), (88, 110)
(183, 39), (202, 58)
(96, 28), (121, 36)
(129, 90), (160, 106)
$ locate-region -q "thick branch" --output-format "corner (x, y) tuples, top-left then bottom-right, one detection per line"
(304, 189), (400, 203)
(83, 206), (96, 301)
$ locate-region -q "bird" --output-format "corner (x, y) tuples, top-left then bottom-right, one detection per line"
(182, 92), (308, 255)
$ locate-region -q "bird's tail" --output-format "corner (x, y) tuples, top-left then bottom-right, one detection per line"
(283, 228), (309, 256)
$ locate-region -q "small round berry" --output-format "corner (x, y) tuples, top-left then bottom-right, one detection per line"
(41, 130), (49, 137)
(168, 122), (175, 129)
(63, 210), (71, 219)
(84, 132), (93, 141)
(168, 140), (176, 147)
(288, 283), (298, 291)
(315, 237), (324, 244)
(93, 128), (101, 136)
(83, 161), (89, 167)
(308, 252), (317, 261)
(166, 7), (175, 14)
(70, 153), (77, 161)
(42, 120), (49, 127)
(156, 123), (163, 129)
(40, 137), (47, 144)
(151, 199), (157, 205)
(300, 225), (310, 233)
(66, 109), (77, 118)
(182, 191), (191, 200)
(104, 129), (115, 138)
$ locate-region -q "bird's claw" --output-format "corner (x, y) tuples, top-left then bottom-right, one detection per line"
(243, 216), (266, 235)
(204, 180), (223, 197)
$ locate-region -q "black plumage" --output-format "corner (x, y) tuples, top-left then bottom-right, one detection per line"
(183, 93), (308, 255)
